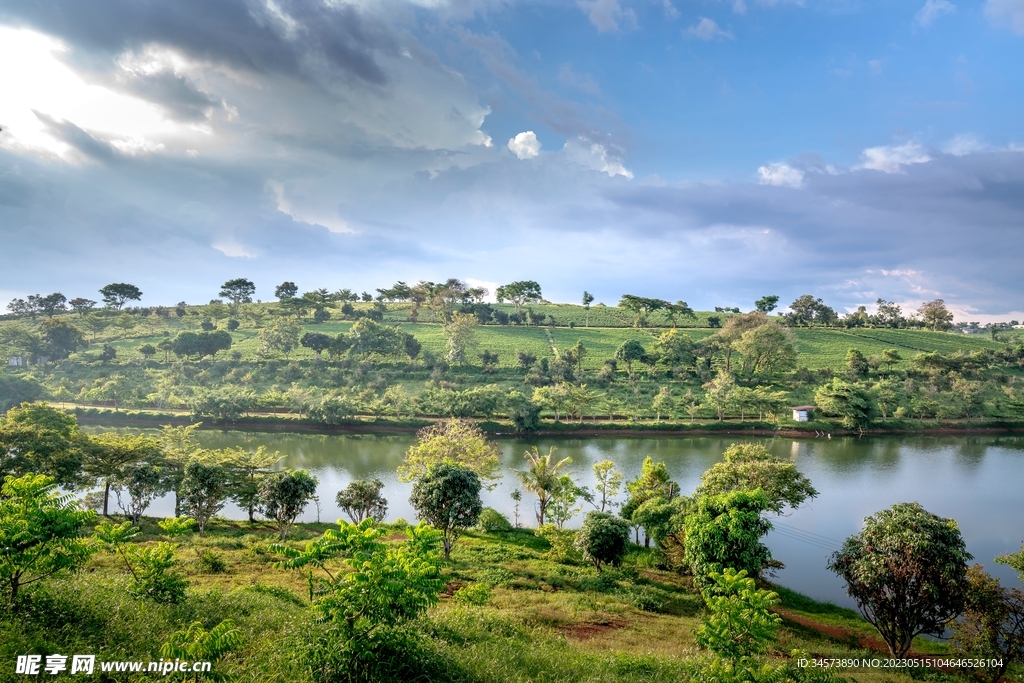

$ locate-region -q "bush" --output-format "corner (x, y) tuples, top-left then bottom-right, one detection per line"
(453, 582), (493, 606)
(619, 585), (670, 613)
(198, 549), (227, 574)
(575, 511), (630, 573)
(537, 524), (583, 565)
(476, 507), (513, 533)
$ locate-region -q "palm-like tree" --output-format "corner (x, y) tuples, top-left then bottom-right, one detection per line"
(515, 446), (572, 526)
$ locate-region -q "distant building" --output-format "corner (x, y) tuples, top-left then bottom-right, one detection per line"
(791, 405), (816, 422)
(8, 356), (24, 367)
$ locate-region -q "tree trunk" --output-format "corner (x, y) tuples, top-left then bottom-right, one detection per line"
(103, 479), (111, 517)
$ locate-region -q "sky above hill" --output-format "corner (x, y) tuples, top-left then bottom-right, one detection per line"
(0, 0), (1022, 320)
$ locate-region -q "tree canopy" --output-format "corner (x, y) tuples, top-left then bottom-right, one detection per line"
(827, 501), (972, 657)
(99, 283), (143, 310)
(695, 443), (817, 514)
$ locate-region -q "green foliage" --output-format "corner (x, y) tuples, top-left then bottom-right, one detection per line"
(476, 507), (513, 533)
(536, 524), (583, 564)
(336, 478), (388, 524)
(950, 565), (1024, 683)
(453, 582), (493, 606)
(259, 469), (319, 540)
(134, 542), (189, 604)
(180, 460), (230, 536)
(516, 446), (573, 526)
(0, 403), (85, 488)
(198, 549), (228, 573)
(161, 618), (244, 681)
(158, 516), (196, 537)
(400, 418), (502, 487)
(684, 490), (773, 589)
(827, 501), (972, 657)
(409, 463), (483, 558)
(575, 511), (631, 572)
(814, 378), (877, 429)
(0, 474), (96, 605)
(695, 443), (818, 514)
(696, 568), (781, 662)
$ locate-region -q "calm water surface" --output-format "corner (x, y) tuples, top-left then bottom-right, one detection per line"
(87, 427), (1024, 608)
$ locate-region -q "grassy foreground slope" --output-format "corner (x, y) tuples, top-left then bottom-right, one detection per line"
(0, 517), (946, 683)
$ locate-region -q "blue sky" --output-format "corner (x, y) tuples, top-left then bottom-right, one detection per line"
(0, 0), (1022, 319)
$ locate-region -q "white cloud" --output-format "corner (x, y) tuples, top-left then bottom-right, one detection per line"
(508, 131), (542, 159)
(211, 239), (257, 258)
(915, 0), (955, 26)
(944, 133), (985, 156)
(732, 0), (747, 13)
(868, 59), (883, 74)
(857, 142), (931, 173)
(561, 136), (633, 178)
(661, 0), (680, 19)
(267, 180), (353, 234)
(686, 18), (734, 41)
(985, 0), (1024, 33)
(757, 163), (804, 188)
(577, 0), (637, 32)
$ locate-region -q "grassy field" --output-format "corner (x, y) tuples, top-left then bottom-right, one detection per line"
(0, 516), (961, 683)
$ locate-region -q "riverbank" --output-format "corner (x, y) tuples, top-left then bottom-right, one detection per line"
(67, 404), (1024, 438)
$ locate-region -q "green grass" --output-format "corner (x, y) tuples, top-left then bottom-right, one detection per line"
(0, 518), (946, 683)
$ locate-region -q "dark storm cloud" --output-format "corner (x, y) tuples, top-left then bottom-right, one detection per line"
(0, 0), (397, 87)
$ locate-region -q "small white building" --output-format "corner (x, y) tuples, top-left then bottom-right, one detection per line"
(792, 405), (816, 422)
(7, 356), (24, 367)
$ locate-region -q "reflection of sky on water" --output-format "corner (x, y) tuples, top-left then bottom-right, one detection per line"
(85, 428), (1024, 609)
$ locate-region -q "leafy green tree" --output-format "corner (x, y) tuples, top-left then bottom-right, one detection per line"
(0, 474), (96, 605)
(846, 348), (869, 377)
(815, 378), (877, 429)
(274, 281), (298, 300)
(702, 370), (736, 421)
(68, 297), (96, 316)
(918, 299), (954, 331)
(257, 316), (301, 358)
(615, 339), (647, 381)
(220, 446), (283, 523)
(409, 463), (482, 558)
(443, 311), (478, 365)
(399, 418), (502, 486)
(582, 290), (595, 327)
(336, 478), (388, 524)
(112, 461), (169, 524)
(665, 300), (696, 328)
(179, 460), (230, 536)
(827, 502), (972, 657)
(300, 331), (333, 360)
(654, 328), (696, 371)
(575, 511), (630, 572)
(684, 490), (773, 589)
(158, 423), (202, 517)
(496, 280), (543, 314)
(138, 343), (157, 359)
(99, 283), (142, 310)
(652, 386), (674, 422)
(592, 460), (623, 512)
(618, 294), (669, 327)
(0, 403), (86, 488)
(274, 520), (444, 680)
(786, 294), (837, 326)
(219, 278), (256, 309)
(695, 443), (818, 514)
(85, 432), (162, 516)
(34, 318), (86, 360)
(754, 295), (779, 313)
(881, 348), (902, 372)
(735, 323), (798, 376)
(545, 474), (587, 529)
(516, 446), (573, 526)
(951, 565), (1024, 683)
(873, 378), (905, 420)
(624, 456), (679, 545)
(696, 568), (782, 663)
(259, 469), (319, 539)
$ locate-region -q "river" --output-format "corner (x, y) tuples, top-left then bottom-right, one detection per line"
(85, 427), (1024, 609)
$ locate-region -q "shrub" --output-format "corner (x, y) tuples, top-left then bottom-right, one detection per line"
(198, 549), (227, 574)
(453, 582), (493, 606)
(476, 507), (513, 533)
(619, 585), (670, 613)
(575, 511), (630, 573)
